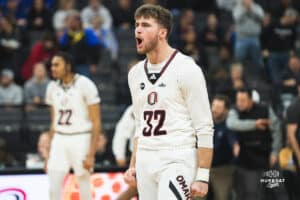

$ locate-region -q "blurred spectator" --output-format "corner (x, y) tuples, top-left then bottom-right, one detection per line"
(218, 45), (233, 69)
(2, 0), (27, 27)
(230, 63), (248, 92)
(112, 0), (135, 30)
(209, 67), (230, 99)
(202, 13), (224, 48)
(26, 131), (50, 169)
(53, 0), (76, 35)
(213, 63), (248, 102)
(90, 15), (119, 60)
(185, 0), (217, 12)
(179, 9), (195, 33)
(227, 88), (281, 200)
(21, 32), (57, 80)
(0, 137), (17, 169)
(0, 69), (23, 105)
(0, 16), (25, 72)
(142, 0), (160, 5)
(116, 59), (138, 106)
(210, 95), (238, 200)
(112, 105), (134, 167)
(280, 55), (300, 111)
(208, 46), (232, 93)
(285, 78), (300, 199)
(262, 4), (298, 85)
(178, 26), (205, 67)
(27, 0), (53, 31)
(24, 62), (49, 106)
(233, 0), (264, 67)
(81, 0), (113, 30)
(59, 11), (101, 76)
(216, 0), (236, 12)
(170, 8), (195, 46)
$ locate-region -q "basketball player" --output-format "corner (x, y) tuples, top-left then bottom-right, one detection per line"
(45, 52), (102, 200)
(124, 4), (214, 200)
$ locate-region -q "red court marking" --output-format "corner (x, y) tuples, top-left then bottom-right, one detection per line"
(93, 177), (104, 187)
(112, 182), (121, 193)
(101, 194), (111, 200)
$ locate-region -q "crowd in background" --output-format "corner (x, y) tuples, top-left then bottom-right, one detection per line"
(0, 0), (300, 199)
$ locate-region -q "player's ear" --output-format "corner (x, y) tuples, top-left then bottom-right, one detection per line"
(66, 64), (72, 72)
(159, 28), (167, 40)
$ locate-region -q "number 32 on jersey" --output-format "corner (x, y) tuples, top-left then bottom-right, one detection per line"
(143, 91), (167, 137)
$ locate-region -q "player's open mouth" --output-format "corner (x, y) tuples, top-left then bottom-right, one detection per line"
(136, 38), (143, 47)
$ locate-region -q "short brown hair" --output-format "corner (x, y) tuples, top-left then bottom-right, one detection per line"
(135, 4), (173, 37)
(213, 95), (230, 109)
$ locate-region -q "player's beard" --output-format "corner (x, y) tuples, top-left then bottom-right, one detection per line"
(137, 34), (159, 55)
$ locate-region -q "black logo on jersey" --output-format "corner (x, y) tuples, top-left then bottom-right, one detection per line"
(140, 82), (145, 90)
(150, 74), (156, 80)
(158, 83), (166, 87)
(147, 73), (161, 84)
(148, 92), (158, 105)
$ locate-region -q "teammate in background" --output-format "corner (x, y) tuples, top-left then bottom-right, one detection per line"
(113, 105), (135, 167)
(112, 105), (138, 200)
(124, 4), (214, 199)
(45, 52), (102, 200)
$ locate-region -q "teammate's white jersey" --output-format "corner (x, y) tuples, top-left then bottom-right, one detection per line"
(45, 74), (100, 134)
(128, 50), (213, 150)
(112, 105), (135, 160)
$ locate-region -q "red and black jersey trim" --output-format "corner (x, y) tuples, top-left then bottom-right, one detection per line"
(144, 50), (178, 85)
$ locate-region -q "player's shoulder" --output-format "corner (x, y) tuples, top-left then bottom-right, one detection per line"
(46, 80), (59, 90)
(128, 59), (145, 79)
(174, 51), (202, 73)
(75, 74), (96, 86)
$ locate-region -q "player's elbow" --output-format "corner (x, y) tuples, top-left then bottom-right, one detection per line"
(196, 127), (214, 149)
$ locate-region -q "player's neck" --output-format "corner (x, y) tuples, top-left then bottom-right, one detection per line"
(146, 43), (174, 64)
(62, 73), (75, 85)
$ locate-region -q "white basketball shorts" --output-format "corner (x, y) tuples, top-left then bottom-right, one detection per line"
(47, 133), (91, 176)
(136, 147), (197, 200)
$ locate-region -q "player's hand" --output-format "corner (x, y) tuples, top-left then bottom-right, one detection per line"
(83, 155), (95, 172)
(116, 159), (127, 167)
(190, 181), (208, 198)
(255, 119), (269, 130)
(124, 168), (137, 187)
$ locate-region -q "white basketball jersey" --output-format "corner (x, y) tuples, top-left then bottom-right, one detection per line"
(46, 74), (100, 134)
(128, 50), (213, 150)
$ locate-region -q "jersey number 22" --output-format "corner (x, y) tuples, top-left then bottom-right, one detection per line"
(58, 109), (72, 125)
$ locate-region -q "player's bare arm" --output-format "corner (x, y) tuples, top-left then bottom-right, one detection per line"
(45, 105), (55, 173)
(48, 106), (55, 143)
(83, 103), (101, 170)
(191, 147), (213, 197)
(124, 137), (137, 187)
(180, 59), (214, 198)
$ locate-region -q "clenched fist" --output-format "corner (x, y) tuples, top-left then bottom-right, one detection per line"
(124, 168), (137, 187)
(190, 181), (208, 198)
